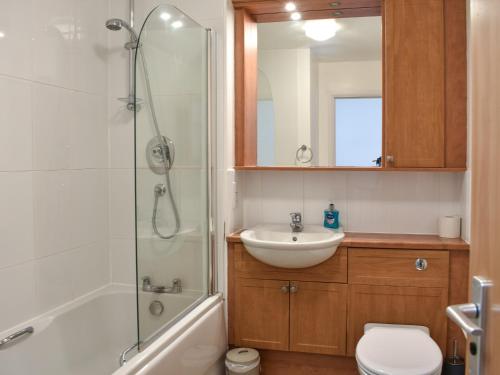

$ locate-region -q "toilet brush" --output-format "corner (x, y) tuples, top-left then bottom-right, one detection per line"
(443, 340), (465, 375)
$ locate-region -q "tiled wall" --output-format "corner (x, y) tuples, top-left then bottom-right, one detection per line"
(241, 171), (466, 235)
(0, 0), (109, 332)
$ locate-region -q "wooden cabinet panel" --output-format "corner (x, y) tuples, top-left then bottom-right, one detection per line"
(235, 243), (348, 283)
(290, 282), (347, 355)
(234, 278), (290, 350)
(347, 284), (448, 356)
(384, 0), (446, 167)
(348, 248), (449, 287)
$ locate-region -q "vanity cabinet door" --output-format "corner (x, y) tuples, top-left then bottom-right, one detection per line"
(234, 278), (290, 351)
(290, 282), (347, 356)
(384, 0), (446, 168)
(347, 284), (448, 356)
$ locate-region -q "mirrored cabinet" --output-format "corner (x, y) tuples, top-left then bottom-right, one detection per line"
(234, 0), (466, 171)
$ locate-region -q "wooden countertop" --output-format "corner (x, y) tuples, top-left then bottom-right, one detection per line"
(226, 230), (469, 251)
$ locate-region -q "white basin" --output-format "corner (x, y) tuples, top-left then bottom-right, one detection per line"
(240, 224), (345, 268)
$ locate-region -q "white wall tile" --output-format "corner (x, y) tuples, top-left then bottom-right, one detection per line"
(33, 171), (72, 258)
(240, 171), (466, 235)
(0, 172), (35, 269)
(71, 241), (110, 296)
(0, 0), (34, 79)
(68, 169), (108, 248)
(0, 261), (36, 332)
(109, 169), (135, 238)
(108, 97), (134, 169)
(110, 238), (136, 284)
(32, 83), (72, 170)
(34, 251), (74, 313)
(70, 92), (108, 169)
(260, 171), (303, 224)
(0, 77), (33, 171)
(303, 172), (347, 226)
(73, 0), (108, 95)
(32, 0), (75, 88)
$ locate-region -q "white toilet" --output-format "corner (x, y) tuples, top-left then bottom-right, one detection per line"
(356, 324), (443, 375)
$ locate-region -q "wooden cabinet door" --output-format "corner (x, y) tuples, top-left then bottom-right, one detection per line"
(384, 0), (445, 167)
(290, 281), (347, 355)
(234, 278), (290, 350)
(347, 284), (448, 356)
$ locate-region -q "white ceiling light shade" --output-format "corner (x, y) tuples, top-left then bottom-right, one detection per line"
(285, 2), (297, 11)
(290, 12), (302, 21)
(303, 19), (341, 41)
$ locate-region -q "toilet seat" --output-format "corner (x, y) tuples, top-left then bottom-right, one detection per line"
(356, 326), (443, 375)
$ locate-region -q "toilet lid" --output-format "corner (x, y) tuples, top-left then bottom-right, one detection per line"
(356, 327), (443, 375)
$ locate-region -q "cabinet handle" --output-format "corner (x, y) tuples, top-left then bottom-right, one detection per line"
(386, 155), (395, 164)
(415, 258), (428, 271)
(281, 285), (289, 293)
(289, 284), (299, 293)
(330, 1), (341, 7)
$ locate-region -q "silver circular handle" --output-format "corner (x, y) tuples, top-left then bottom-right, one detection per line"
(289, 285), (299, 293)
(415, 258), (428, 271)
(281, 285), (289, 294)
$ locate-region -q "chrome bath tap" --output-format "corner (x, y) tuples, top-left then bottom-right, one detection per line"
(290, 212), (304, 232)
(142, 276), (182, 294)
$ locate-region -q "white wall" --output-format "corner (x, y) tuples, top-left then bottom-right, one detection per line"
(0, 0), (109, 332)
(316, 60), (382, 165)
(258, 49), (311, 165)
(241, 171), (466, 235)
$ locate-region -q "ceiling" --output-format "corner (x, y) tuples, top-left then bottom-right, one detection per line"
(257, 16), (382, 62)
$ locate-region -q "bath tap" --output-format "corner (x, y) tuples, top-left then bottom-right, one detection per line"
(142, 276), (182, 294)
(290, 212), (304, 233)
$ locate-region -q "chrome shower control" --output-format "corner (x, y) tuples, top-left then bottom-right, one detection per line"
(146, 136), (175, 175)
(415, 258), (428, 271)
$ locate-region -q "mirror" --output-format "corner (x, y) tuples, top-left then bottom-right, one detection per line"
(257, 16), (382, 167)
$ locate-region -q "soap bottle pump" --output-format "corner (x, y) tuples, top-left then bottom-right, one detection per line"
(323, 203), (340, 229)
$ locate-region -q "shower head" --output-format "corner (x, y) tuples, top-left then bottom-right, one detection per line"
(105, 18), (138, 41)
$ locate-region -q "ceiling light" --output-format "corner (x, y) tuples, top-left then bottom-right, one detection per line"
(303, 19), (340, 41)
(285, 2), (296, 12)
(160, 12), (171, 21)
(290, 12), (302, 21)
(0, 31), (5, 38)
(171, 20), (183, 29)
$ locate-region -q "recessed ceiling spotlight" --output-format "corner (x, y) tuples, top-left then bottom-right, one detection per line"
(160, 12), (171, 21)
(290, 12), (302, 21)
(285, 2), (297, 12)
(172, 20), (183, 29)
(303, 19), (341, 41)
(0, 31), (5, 38)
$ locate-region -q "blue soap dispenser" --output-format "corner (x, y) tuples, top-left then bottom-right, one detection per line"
(323, 203), (340, 229)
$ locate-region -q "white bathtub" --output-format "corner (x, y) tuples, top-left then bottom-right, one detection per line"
(0, 285), (226, 375)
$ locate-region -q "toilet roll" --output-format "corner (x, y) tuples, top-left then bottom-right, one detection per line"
(439, 216), (461, 238)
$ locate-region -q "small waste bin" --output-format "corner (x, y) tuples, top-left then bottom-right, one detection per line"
(225, 348), (260, 375)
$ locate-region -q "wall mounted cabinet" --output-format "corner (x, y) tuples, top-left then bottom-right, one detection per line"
(233, 0), (466, 171)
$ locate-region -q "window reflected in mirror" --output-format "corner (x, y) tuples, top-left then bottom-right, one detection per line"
(256, 16), (382, 167)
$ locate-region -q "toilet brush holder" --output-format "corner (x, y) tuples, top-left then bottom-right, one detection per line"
(443, 340), (465, 375)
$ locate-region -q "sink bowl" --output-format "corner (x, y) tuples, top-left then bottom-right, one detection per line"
(240, 224), (345, 268)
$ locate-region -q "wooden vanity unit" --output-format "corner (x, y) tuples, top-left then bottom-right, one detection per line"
(227, 232), (469, 375)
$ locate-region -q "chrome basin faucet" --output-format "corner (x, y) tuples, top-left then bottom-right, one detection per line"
(290, 212), (303, 233)
(142, 276), (182, 294)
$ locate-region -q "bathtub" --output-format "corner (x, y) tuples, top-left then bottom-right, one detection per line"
(0, 285), (226, 375)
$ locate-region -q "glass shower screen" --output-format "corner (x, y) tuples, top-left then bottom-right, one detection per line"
(134, 4), (210, 346)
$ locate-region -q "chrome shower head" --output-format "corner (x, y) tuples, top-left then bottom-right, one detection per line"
(105, 18), (138, 41)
